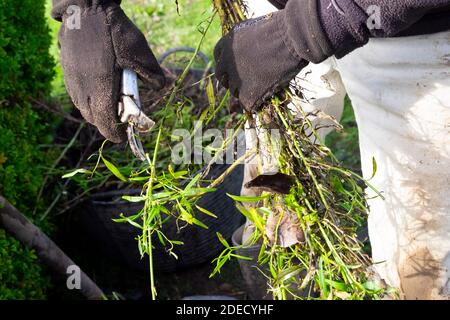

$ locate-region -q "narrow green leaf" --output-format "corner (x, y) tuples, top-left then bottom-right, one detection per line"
(230, 254), (253, 261)
(62, 168), (92, 178)
(216, 232), (230, 248)
(235, 204), (265, 233)
(195, 205), (218, 218)
(227, 193), (270, 203)
(317, 258), (329, 298)
(101, 156), (127, 182)
(206, 77), (216, 108)
(185, 173), (202, 190)
(369, 156), (377, 180)
(277, 266), (302, 283)
(170, 170), (189, 179)
(129, 176), (150, 182)
(156, 231), (166, 246)
(122, 196), (145, 203)
(151, 192), (174, 200)
(326, 279), (349, 292)
(184, 187), (216, 197)
(112, 215), (142, 229)
(363, 281), (381, 291)
(192, 217), (209, 229)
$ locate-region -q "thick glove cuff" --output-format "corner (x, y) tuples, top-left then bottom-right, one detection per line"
(267, 0), (288, 9)
(215, 11), (309, 111)
(317, 0), (369, 58)
(51, 0), (121, 21)
(280, 0), (334, 64)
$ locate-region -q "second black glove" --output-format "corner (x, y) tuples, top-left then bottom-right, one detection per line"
(214, 12), (307, 112)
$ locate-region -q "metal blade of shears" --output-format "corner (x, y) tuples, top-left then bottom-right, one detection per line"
(118, 69), (155, 161)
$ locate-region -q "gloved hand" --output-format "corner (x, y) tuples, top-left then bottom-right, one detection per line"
(214, 0), (335, 113)
(52, 0), (165, 143)
(214, 12), (307, 112)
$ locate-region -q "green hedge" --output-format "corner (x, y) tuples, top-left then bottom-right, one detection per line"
(0, 0), (54, 100)
(0, 230), (50, 299)
(0, 0), (56, 299)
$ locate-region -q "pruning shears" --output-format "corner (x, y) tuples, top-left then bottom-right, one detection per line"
(118, 69), (155, 161)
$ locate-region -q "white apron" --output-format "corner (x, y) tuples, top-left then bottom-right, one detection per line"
(244, 0), (450, 299)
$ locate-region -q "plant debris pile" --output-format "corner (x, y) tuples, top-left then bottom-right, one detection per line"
(58, 0), (392, 300)
(211, 0), (390, 300)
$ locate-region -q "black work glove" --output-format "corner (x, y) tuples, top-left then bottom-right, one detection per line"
(52, 0), (165, 143)
(214, 1), (333, 112)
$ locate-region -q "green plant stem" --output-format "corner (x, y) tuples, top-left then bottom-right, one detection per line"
(165, 11), (216, 109)
(273, 102), (329, 209)
(37, 122), (85, 220)
(144, 124), (164, 300)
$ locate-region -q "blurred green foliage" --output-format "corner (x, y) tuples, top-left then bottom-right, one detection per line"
(45, 0), (222, 95)
(121, 0), (221, 58)
(0, 230), (50, 299)
(0, 0), (54, 100)
(326, 97), (361, 171)
(0, 0), (56, 299)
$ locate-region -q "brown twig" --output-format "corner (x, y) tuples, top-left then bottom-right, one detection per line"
(0, 195), (105, 300)
(30, 97), (84, 124)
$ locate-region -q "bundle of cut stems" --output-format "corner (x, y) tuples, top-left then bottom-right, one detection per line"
(212, 0), (389, 300)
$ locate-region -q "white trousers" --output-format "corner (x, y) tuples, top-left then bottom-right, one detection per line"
(245, 0), (450, 299)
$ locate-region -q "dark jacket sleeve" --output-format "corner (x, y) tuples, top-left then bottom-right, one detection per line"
(317, 0), (450, 58)
(280, 0), (450, 63)
(51, 0), (121, 20)
(268, 0), (288, 9)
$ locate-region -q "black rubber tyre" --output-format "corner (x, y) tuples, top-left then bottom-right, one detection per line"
(77, 163), (244, 273)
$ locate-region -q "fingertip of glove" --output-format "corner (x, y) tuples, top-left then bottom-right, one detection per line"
(138, 68), (166, 91)
(153, 72), (166, 90)
(214, 36), (230, 67)
(98, 123), (128, 144)
(216, 72), (230, 90)
(241, 97), (262, 114)
(241, 85), (280, 114)
(214, 38), (224, 58)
